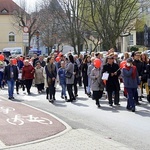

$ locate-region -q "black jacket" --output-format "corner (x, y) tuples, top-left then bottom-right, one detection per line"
(102, 63), (121, 91)
(133, 60), (143, 76)
(3, 65), (18, 81)
(146, 64), (150, 79)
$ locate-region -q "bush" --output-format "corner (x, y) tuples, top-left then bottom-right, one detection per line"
(130, 46), (139, 52)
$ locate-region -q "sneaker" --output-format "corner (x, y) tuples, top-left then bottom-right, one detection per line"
(22, 86), (25, 91)
(131, 108), (135, 112)
(97, 105), (101, 108)
(136, 102), (141, 106)
(114, 103), (120, 106)
(126, 106), (131, 110)
(49, 99), (53, 103)
(61, 96), (64, 99)
(75, 94), (78, 97)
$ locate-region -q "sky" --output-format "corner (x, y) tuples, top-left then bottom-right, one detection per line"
(13, 0), (41, 12)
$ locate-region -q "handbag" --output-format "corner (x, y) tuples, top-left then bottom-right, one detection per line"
(47, 78), (52, 86)
(65, 71), (72, 78)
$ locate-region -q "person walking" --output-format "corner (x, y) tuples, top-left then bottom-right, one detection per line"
(87, 57), (95, 97)
(73, 59), (79, 97)
(22, 60), (35, 95)
(102, 54), (121, 106)
(45, 56), (57, 102)
(65, 55), (75, 102)
(140, 53), (149, 100)
(3, 59), (18, 99)
(146, 59), (150, 103)
(0, 60), (5, 89)
(82, 55), (91, 94)
(34, 62), (44, 93)
(133, 51), (143, 105)
(58, 61), (67, 100)
(90, 60), (104, 108)
(122, 58), (140, 112)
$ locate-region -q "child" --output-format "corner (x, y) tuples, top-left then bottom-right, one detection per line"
(58, 61), (67, 100)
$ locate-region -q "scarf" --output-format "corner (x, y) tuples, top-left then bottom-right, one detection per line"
(124, 65), (136, 79)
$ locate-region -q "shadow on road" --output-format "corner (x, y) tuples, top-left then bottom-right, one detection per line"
(53, 100), (67, 107)
(135, 110), (150, 117)
(10, 99), (24, 102)
(71, 102), (89, 107)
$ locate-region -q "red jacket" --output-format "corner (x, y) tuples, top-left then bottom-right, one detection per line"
(22, 65), (35, 79)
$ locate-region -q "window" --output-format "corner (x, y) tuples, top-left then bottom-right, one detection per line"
(129, 34), (134, 45)
(9, 32), (15, 42)
(1, 9), (8, 14)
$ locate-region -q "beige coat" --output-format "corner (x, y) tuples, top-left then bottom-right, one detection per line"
(43, 66), (48, 88)
(34, 67), (44, 85)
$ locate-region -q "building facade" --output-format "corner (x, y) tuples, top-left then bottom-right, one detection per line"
(0, 0), (25, 53)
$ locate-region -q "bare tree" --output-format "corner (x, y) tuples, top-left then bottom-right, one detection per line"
(84, 0), (142, 51)
(12, 0), (38, 55)
(53, 0), (90, 55)
(37, 0), (67, 54)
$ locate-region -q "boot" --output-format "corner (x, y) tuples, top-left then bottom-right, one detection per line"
(46, 88), (49, 99)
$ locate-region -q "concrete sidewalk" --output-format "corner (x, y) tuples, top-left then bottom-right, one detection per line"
(1, 129), (134, 150)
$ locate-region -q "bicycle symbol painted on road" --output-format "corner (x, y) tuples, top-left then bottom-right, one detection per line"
(0, 106), (15, 114)
(7, 114), (53, 126)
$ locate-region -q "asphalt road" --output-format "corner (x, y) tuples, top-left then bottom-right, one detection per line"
(0, 83), (150, 150)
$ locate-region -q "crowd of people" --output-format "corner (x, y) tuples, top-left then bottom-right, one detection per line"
(0, 48), (150, 112)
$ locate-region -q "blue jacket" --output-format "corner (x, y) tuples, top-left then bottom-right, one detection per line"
(121, 67), (140, 88)
(17, 60), (24, 70)
(58, 68), (66, 85)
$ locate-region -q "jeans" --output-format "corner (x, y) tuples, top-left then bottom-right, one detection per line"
(61, 84), (67, 97)
(87, 76), (91, 94)
(126, 88), (137, 109)
(7, 79), (15, 98)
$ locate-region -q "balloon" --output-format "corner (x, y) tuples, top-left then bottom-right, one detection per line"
(103, 80), (107, 85)
(58, 52), (63, 57)
(12, 59), (17, 65)
(94, 58), (101, 68)
(0, 54), (4, 61)
(120, 61), (126, 69)
(56, 57), (60, 62)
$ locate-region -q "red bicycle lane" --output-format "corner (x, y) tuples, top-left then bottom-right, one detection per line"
(0, 98), (67, 146)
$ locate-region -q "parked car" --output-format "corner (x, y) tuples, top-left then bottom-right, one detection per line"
(28, 49), (41, 56)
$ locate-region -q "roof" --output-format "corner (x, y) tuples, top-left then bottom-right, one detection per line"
(0, 0), (21, 15)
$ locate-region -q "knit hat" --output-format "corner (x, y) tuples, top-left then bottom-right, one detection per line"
(126, 58), (133, 63)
